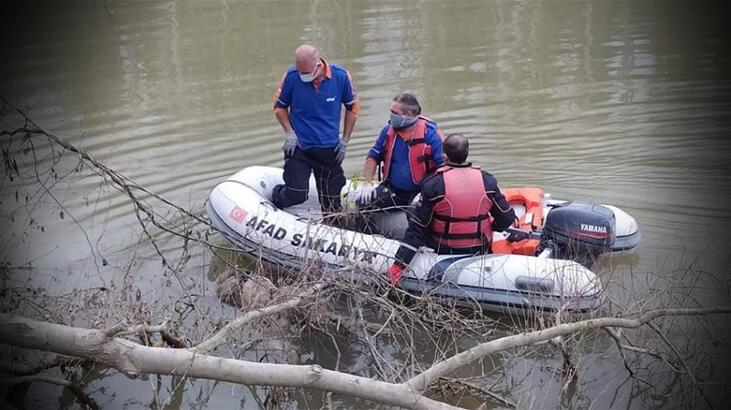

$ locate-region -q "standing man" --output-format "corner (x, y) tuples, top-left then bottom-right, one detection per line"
(357, 93), (444, 226)
(272, 44), (359, 221)
(386, 134), (517, 286)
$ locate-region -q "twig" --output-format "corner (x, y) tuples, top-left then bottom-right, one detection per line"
(602, 327), (652, 386)
(103, 321), (187, 348)
(603, 327), (671, 364)
(357, 306), (396, 379)
(438, 377), (516, 408)
(103, 322), (126, 337)
(0, 97), (241, 264)
(116, 321), (169, 337)
(194, 283), (326, 353)
(407, 307), (731, 392)
(648, 322), (712, 408)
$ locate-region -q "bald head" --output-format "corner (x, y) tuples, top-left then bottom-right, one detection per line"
(295, 44), (320, 74)
(443, 133), (469, 164)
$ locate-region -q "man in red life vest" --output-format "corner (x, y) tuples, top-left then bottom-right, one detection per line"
(272, 44), (359, 222)
(358, 93), (445, 229)
(387, 133), (517, 286)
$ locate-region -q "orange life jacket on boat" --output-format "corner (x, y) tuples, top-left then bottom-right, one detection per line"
(430, 165), (494, 250)
(491, 187), (545, 256)
(382, 116), (443, 185)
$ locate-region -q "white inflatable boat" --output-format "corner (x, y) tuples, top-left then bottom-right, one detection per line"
(206, 166), (640, 314)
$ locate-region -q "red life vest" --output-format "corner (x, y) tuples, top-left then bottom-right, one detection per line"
(430, 165), (494, 250)
(382, 117), (443, 185)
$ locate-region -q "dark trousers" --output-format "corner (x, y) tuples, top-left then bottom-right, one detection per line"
(272, 147), (345, 216)
(355, 183), (419, 234)
(358, 183), (419, 210)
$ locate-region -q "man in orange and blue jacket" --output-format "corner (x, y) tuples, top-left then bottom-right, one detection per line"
(358, 93), (445, 229)
(272, 44), (359, 220)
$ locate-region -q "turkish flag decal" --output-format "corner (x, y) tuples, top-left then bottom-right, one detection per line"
(229, 206), (248, 223)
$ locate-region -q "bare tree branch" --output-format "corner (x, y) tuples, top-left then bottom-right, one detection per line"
(437, 377), (516, 408)
(194, 283), (326, 353)
(407, 307), (731, 392)
(0, 313), (456, 410)
(602, 327), (652, 386)
(102, 321), (188, 348)
(648, 322), (712, 408)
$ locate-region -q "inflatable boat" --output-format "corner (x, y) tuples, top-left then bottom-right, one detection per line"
(206, 166), (640, 314)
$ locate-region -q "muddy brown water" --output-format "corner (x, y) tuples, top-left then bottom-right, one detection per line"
(1, 1), (729, 408)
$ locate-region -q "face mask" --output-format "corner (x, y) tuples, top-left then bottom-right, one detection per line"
(299, 64), (320, 83)
(390, 113), (419, 129)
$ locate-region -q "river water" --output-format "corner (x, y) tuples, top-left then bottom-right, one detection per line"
(1, 0), (730, 408)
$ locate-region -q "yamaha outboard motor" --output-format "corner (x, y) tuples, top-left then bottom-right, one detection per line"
(539, 202), (616, 267)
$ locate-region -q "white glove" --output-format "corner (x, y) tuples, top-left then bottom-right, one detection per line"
(343, 180), (378, 209)
(356, 182), (378, 206)
(282, 130), (298, 157)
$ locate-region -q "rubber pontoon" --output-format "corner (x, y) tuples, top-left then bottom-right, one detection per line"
(206, 166), (640, 314)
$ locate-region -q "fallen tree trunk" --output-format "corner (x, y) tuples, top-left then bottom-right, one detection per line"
(3, 307), (730, 409)
(0, 313), (456, 410)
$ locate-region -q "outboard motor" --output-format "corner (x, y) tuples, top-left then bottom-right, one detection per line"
(539, 202), (616, 267)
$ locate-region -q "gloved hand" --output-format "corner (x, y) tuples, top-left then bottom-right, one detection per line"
(282, 130), (298, 157)
(387, 263), (404, 286)
(334, 139), (348, 164)
(506, 228), (529, 242)
(356, 182), (378, 206)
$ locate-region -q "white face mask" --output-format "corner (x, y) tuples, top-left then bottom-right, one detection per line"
(299, 63), (320, 83)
